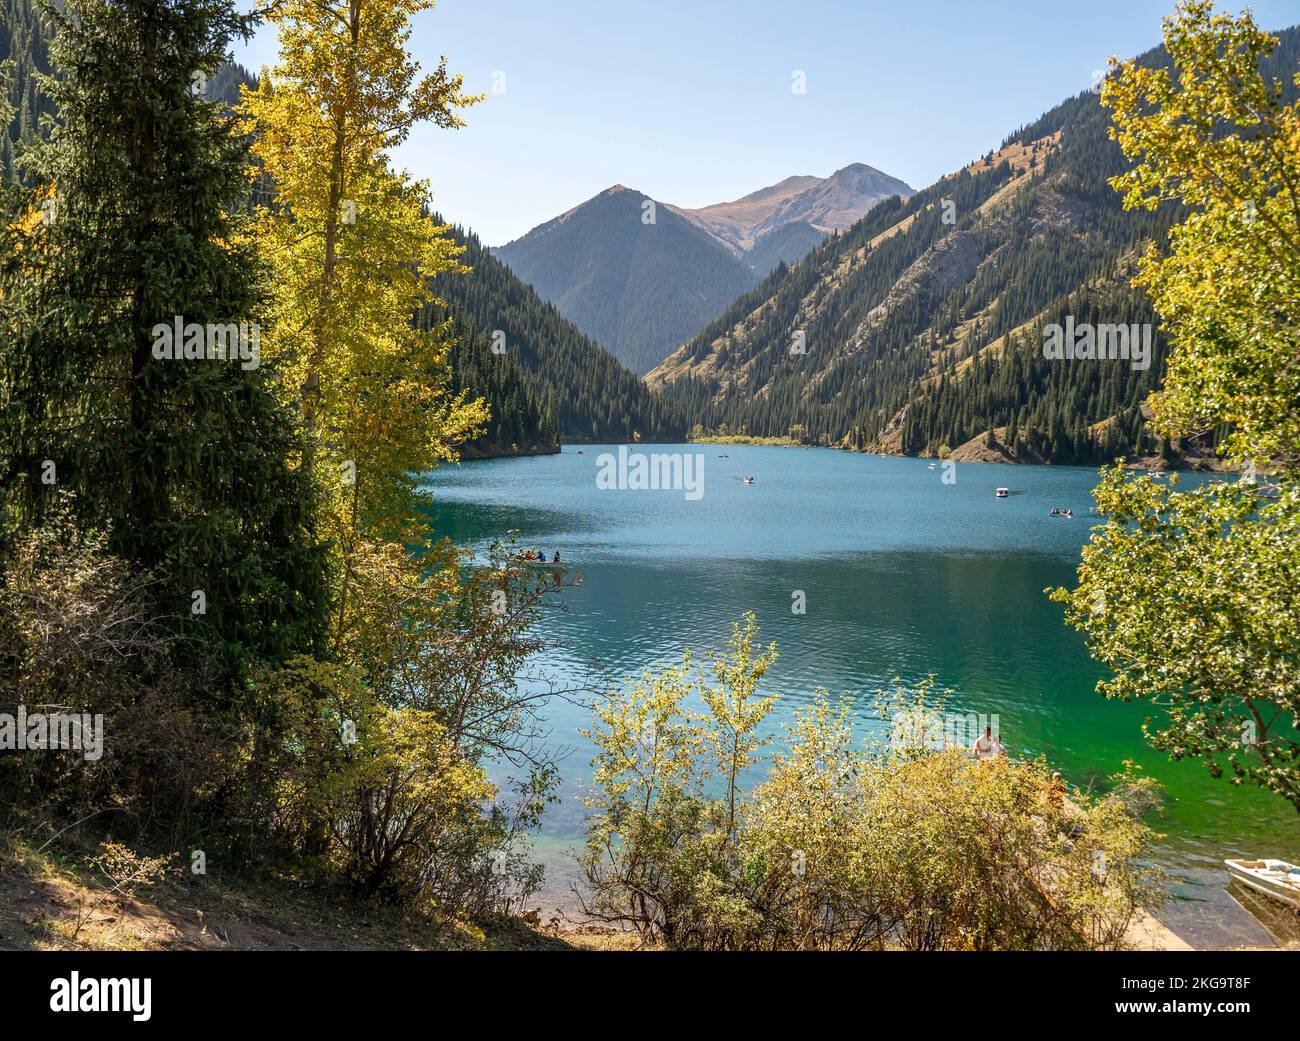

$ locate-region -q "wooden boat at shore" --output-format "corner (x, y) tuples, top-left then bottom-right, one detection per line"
(1225, 859), (1300, 911)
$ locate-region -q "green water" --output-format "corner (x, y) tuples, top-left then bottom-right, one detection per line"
(422, 444), (1300, 946)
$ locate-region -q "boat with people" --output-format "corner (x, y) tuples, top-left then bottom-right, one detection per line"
(1049, 508), (1074, 518)
(743, 476), (755, 484)
(509, 549), (566, 572)
(995, 487), (1009, 498)
(1225, 859), (1300, 911)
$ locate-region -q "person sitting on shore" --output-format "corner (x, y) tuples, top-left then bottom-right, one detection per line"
(1048, 771), (1066, 808)
(972, 726), (997, 760)
(553, 551), (561, 563)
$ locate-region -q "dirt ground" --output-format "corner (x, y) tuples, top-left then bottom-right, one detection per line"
(0, 836), (644, 952)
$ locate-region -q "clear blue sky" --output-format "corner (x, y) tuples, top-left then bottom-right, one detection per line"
(233, 1), (1300, 246)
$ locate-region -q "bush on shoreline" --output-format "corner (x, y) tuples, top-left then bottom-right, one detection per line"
(579, 614), (1164, 951)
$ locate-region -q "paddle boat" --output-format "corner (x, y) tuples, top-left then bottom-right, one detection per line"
(743, 476), (755, 485)
(1225, 859), (1300, 911)
(995, 487), (1009, 498)
(509, 551), (566, 571)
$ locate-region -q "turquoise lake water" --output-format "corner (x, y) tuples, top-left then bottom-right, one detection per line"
(421, 444), (1300, 947)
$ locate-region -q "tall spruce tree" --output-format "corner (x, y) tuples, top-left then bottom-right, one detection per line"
(0, 0), (329, 667)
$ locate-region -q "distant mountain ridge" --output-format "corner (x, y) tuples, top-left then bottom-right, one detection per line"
(495, 185), (761, 374)
(495, 163), (913, 373)
(671, 163), (915, 255)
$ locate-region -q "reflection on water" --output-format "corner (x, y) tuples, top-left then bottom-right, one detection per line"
(423, 444), (1300, 945)
(1224, 882), (1300, 948)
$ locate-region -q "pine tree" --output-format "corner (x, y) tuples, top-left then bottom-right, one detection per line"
(0, 0), (329, 666)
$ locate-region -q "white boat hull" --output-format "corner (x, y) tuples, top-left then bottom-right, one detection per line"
(1225, 859), (1300, 912)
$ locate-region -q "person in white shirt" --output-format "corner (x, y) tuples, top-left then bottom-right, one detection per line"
(972, 725), (996, 760)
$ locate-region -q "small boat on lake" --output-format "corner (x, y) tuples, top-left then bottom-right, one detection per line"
(744, 476), (755, 484)
(995, 487), (1009, 498)
(509, 553), (566, 571)
(1225, 859), (1300, 911)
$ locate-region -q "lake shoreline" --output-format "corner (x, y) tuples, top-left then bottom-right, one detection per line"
(457, 438), (1237, 474)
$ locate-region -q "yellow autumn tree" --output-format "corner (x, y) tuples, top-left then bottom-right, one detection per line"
(240, 0), (487, 547)
(229, 4), (559, 910)
(1102, 0), (1300, 473)
(1053, 1), (1300, 809)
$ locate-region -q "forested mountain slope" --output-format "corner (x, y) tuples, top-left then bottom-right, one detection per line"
(427, 223), (687, 445)
(649, 27), (1300, 467)
(439, 310), (559, 457)
(0, 0), (54, 182)
(205, 59), (256, 105)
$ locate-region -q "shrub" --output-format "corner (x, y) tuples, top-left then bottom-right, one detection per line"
(0, 515), (235, 846)
(581, 617), (1164, 950)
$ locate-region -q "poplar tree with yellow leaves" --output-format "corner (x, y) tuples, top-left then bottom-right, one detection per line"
(240, 0), (494, 671)
(240, 0), (487, 547)
(234, 0), (558, 905)
(1054, 0), (1300, 809)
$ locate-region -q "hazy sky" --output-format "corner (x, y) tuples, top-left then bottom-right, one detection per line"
(233, 1), (1300, 246)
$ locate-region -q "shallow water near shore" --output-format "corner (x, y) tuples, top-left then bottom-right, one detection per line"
(422, 444), (1300, 948)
